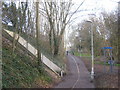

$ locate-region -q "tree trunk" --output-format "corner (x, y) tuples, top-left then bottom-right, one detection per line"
(53, 36), (61, 56)
(12, 22), (17, 55)
(54, 44), (59, 55)
(49, 29), (52, 54)
(36, 1), (42, 67)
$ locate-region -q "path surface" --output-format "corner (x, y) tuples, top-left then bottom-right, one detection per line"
(54, 54), (95, 88)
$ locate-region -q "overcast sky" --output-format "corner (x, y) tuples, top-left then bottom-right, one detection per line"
(65, 0), (119, 47)
(69, 0), (119, 25)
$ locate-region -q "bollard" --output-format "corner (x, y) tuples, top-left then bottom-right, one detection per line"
(61, 70), (63, 77)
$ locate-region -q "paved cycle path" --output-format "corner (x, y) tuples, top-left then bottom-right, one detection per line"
(54, 54), (95, 88)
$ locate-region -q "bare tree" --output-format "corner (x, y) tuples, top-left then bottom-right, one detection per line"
(42, 0), (85, 55)
(101, 11), (118, 60)
(2, 2), (28, 54)
(36, 1), (42, 67)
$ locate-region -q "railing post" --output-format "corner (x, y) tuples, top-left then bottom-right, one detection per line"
(61, 70), (63, 77)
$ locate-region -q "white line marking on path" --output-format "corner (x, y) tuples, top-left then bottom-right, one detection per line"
(70, 55), (80, 89)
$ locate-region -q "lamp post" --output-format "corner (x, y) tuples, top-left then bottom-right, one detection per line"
(79, 36), (82, 57)
(86, 20), (94, 81)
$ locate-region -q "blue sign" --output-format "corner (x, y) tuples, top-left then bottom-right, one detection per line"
(102, 47), (112, 49)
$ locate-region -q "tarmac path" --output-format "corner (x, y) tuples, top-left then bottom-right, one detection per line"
(54, 54), (95, 88)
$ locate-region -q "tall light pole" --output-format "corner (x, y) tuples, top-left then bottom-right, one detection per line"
(86, 20), (94, 81)
(79, 35), (82, 57)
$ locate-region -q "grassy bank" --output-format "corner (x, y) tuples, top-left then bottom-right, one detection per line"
(2, 37), (52, 88)
(74, 52), (91, 57)
(6, 29), (65, 70)
(74, 52), (120, 66)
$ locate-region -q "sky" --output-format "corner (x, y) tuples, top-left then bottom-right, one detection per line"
(70, 0), (119, 25)
(65, 0), (119, 48)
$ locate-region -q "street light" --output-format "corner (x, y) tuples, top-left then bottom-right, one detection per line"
(79, 37), (82, 57)
(86, 20), (94, 81)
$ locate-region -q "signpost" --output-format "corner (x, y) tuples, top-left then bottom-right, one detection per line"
(102, 47), (112, 49)
(102, 47), (114, 73)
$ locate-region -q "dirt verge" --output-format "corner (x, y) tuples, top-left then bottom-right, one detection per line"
(79, 56), (119, 88)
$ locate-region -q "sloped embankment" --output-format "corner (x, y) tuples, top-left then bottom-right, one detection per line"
(3, 29), (64, 76)
(2, 33), (53, 88)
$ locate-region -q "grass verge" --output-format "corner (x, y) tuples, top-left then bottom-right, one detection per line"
(2, 37), (52, 88)
(74, 52), (91, 57)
